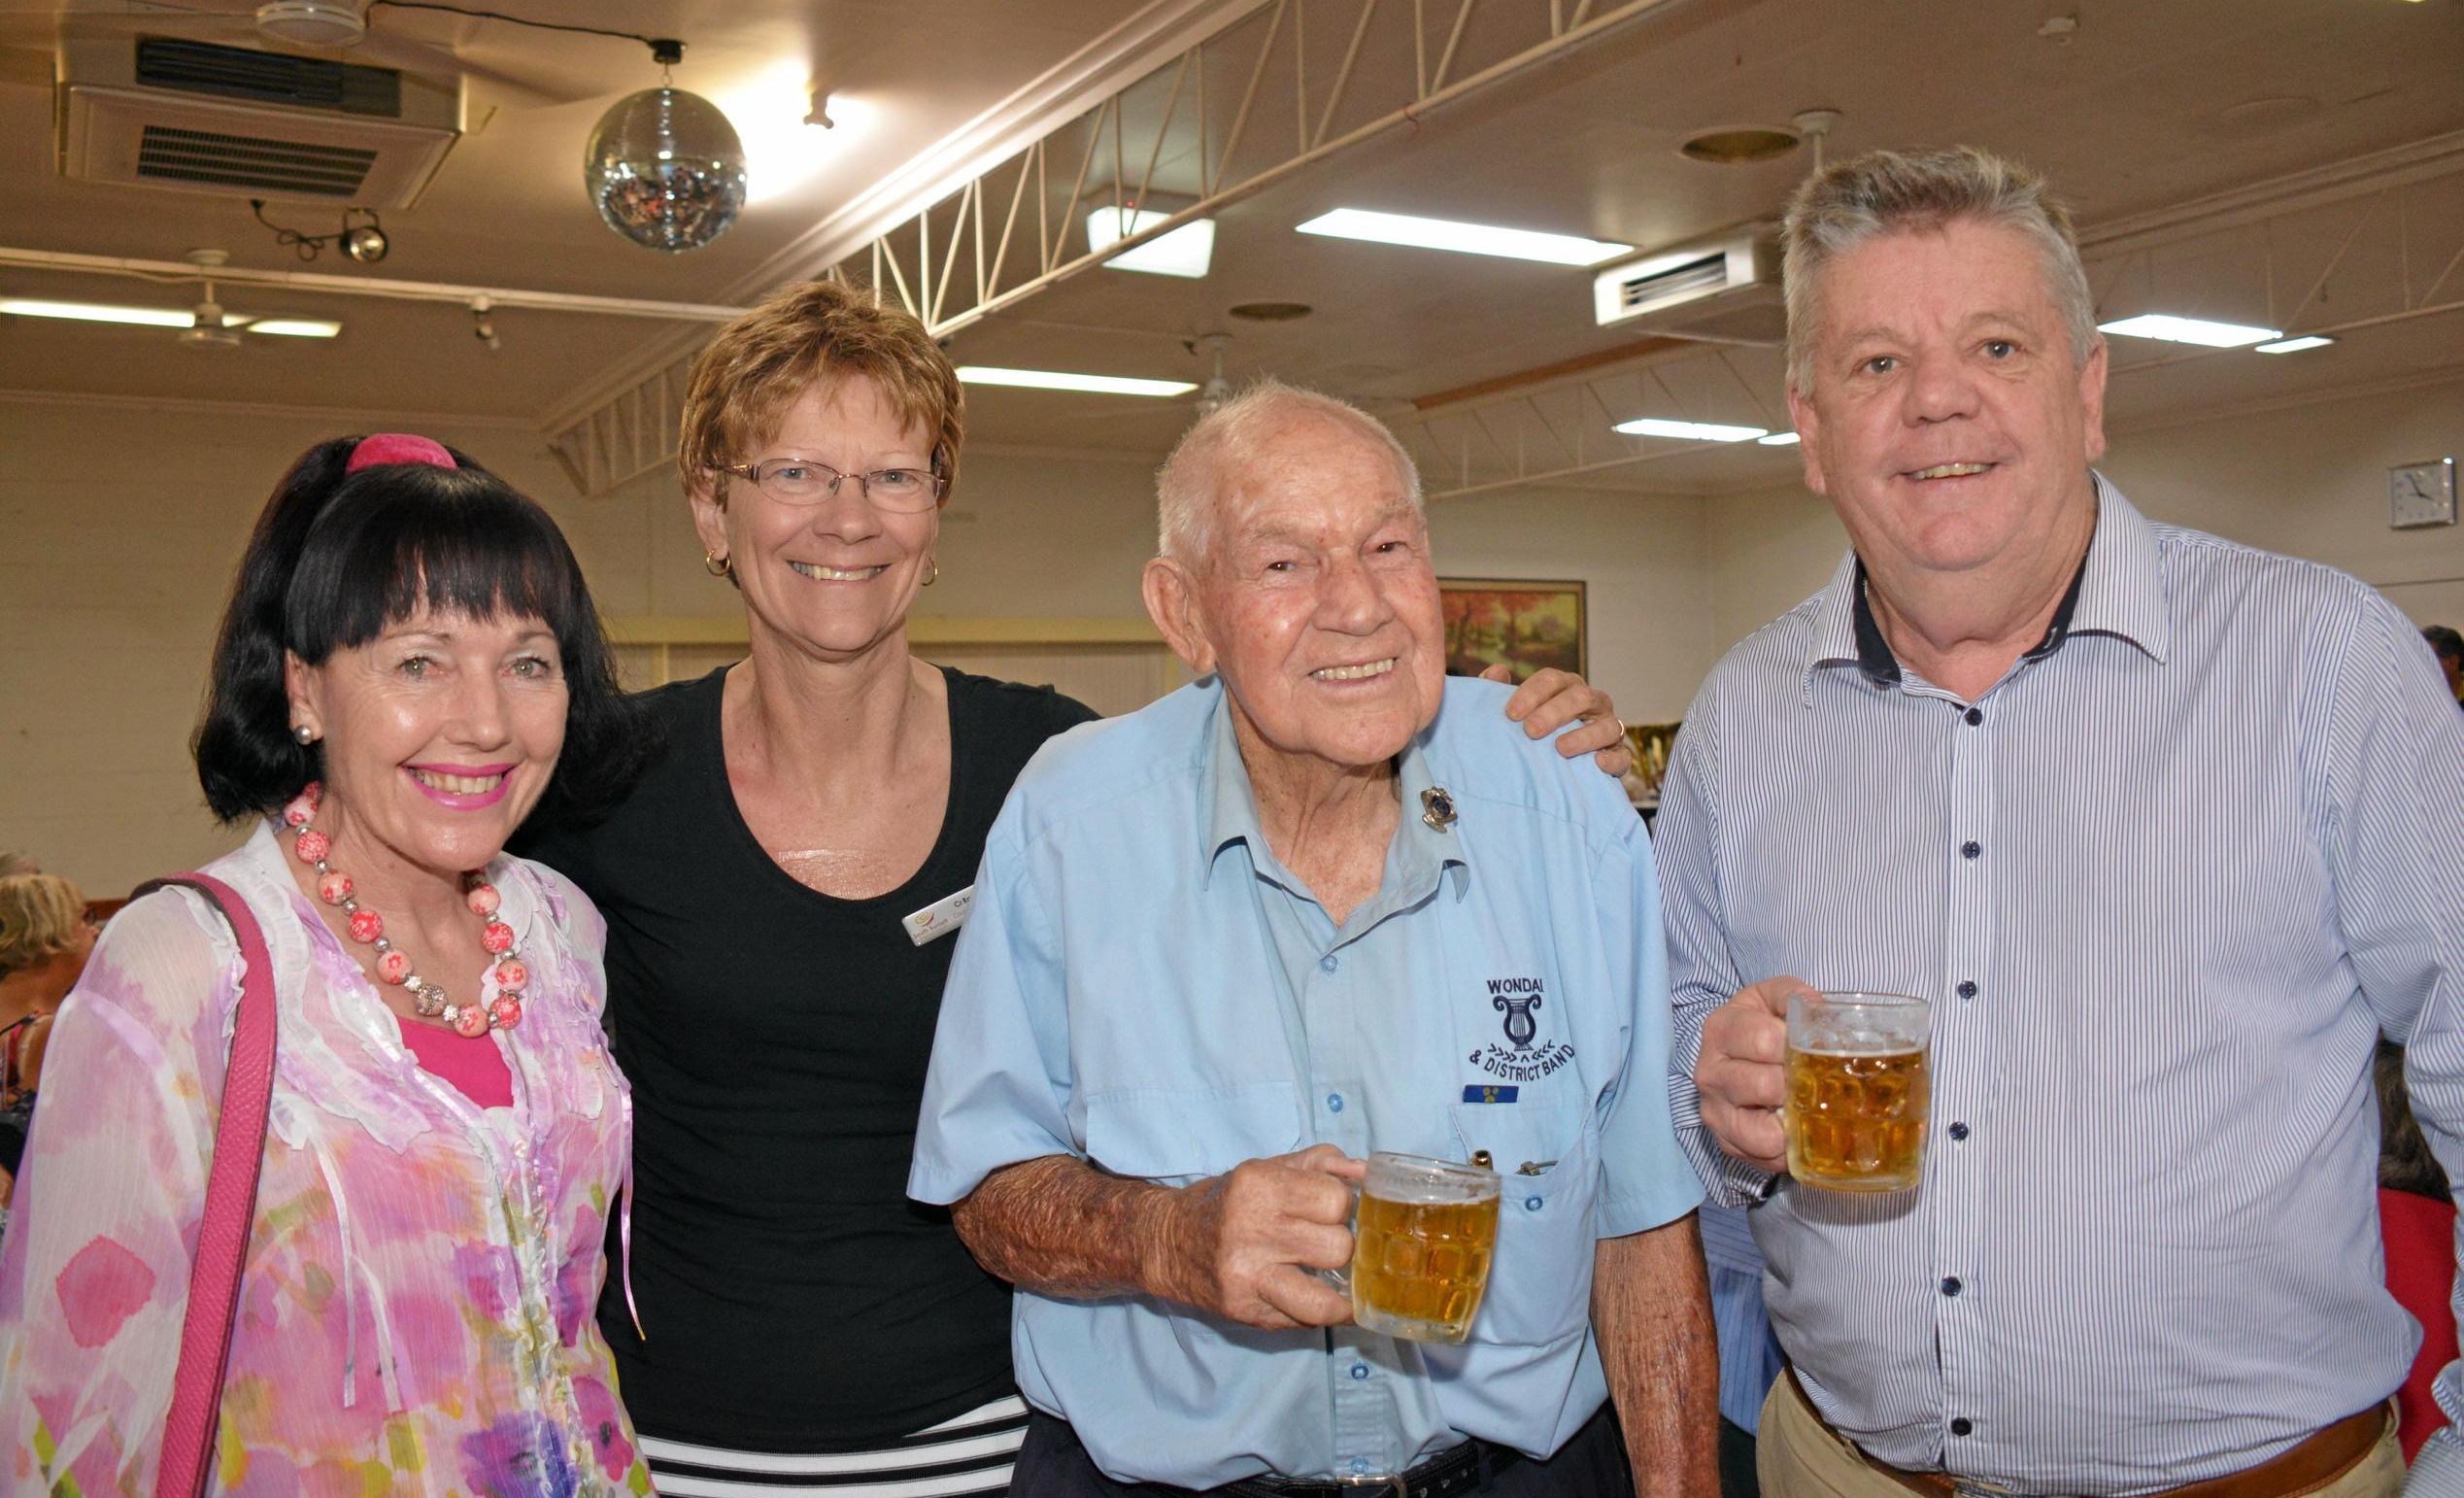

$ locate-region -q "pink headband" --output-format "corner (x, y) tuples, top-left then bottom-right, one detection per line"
(345, 433), (457, 475)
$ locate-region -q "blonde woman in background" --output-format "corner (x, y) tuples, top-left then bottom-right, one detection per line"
(0, 873), (92, 1206)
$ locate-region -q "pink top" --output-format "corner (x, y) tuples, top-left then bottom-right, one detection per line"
(394, 1011), (516, 1108)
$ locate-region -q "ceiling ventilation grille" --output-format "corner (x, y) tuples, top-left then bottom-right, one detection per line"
(134, 37), (403, 117)
(57, 37), (462, 208)
(137, 124), (377, 196)
(1591, 231), (1787, 346)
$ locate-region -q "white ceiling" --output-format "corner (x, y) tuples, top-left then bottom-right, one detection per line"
(1, 0), (2460, 496)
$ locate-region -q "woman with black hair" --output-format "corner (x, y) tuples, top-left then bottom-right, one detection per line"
(0, 434), (654, 1496)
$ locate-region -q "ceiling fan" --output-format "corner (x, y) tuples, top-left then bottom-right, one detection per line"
(0, 0), (609, 105)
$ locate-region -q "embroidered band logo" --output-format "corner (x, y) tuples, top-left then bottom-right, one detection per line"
(1470, 976), (1575, 1081)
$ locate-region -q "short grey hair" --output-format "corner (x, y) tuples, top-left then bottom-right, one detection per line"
(1782, 145), (2099, 396)
(1155, 379), (1423, 562)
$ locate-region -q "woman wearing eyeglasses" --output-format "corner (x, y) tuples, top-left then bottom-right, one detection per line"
(517, 280), (1635, 1495)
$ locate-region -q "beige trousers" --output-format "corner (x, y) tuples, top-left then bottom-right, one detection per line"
(1755, 1374), (2405, 1498)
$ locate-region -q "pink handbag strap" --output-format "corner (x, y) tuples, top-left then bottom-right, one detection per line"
(136, 872), (280, 1498)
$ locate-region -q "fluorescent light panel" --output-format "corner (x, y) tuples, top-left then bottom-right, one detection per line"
(2254, 335), (2334, 355)
(1087, 207), (1217, 278)
(1615, 417), (1768, 444)
(2098, 313), (2280, 348)
(1296, 208), (1631, 267)
(1756, 431), (1801, 446)
(955, 365), (1196, 398)
(245, 318), (342, 338)
(1, 298), (193, 328)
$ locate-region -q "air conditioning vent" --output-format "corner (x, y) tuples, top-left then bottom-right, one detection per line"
(135, 37), (402, 117)
(1592, 230), (1786, 346)
(58, 36), (461, 208)
(136, 123), (377, 196)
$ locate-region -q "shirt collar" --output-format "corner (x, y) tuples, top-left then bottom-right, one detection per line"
(1200, 684), (1467, 902)
(1801, 469), (2171, 699)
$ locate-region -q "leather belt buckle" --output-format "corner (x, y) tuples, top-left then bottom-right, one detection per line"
(1335, 1477), (1406, 1498)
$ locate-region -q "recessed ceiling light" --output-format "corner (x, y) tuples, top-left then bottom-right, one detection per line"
(1087, 207), (1217, 278)
(0, 298), (195, 328)
(1679, 127), (1801, 164)
(1230, 301), (1313, 323)
(1614, 417), (1769, 443)
(2253, 334), (2335, 354)
(955, 366), (1197, 397)
(1756, 431), (1801, 446)
(1296, 209), (1631, 266)
(2098, 313), (2280, 348)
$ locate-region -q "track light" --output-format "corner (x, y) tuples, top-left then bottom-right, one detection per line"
(253, 200), (391, 265)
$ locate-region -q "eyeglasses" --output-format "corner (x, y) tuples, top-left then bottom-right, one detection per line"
(717, 458), (948, 512)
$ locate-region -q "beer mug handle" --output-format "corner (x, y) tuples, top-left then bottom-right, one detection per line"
(1316, 1179), (1361, 1294)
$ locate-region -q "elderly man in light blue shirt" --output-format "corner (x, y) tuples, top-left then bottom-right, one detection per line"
(909, 381), (1712, 1496)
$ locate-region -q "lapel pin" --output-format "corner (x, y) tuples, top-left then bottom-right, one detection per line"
(1421, 786), (1457, 832)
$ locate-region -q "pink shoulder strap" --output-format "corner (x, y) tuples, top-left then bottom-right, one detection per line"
(135, 872), (279, 1498)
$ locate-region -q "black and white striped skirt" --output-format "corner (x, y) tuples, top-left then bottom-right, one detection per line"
(638, 1394), (1029, 1496)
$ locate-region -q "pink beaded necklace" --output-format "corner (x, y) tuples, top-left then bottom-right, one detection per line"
(279, 780), (527, 1038)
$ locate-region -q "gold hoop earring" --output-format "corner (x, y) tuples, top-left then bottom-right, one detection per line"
(921, 557), (940, 587)
(703, 549), (732, 578)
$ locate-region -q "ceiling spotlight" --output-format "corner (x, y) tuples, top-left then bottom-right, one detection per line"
(342, 222), (389, 263)
(469, 295), (501, 353)
(1679, 127), (1802, 164)
(253, 200), (390, 264)
(586, 41), (749, 253)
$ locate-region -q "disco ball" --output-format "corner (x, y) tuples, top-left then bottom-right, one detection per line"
(584, 87), (748, 253)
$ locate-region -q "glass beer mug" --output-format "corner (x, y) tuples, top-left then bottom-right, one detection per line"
(1348, 1151), (1501, 1343)
(1784, 991), (1932, 1192)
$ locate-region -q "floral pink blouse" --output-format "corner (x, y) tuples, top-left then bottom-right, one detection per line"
(0, 823), (651, 1496)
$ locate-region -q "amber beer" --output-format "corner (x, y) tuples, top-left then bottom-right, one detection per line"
(1784, 992), (1931, 1192)
(1350, 1152), (1501, 1344)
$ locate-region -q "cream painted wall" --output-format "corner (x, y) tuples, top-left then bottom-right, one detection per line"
(0, 403), (1714, 895)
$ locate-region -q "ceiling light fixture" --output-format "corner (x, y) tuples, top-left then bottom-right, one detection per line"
(1087, 206), (1217, 278)
(1615, 417), (1769, 443)
(245, 318), (343, 337)
(1679, 126), (1802, 164)
(1756, 431), (1802, 446)
(0, 298), (193, 328)
(2097, 313), (2280, 348)
(1297, 209), (1631, 266)
(252, 200), (389, 263)
(955, 366), (1197, 397)
(2254, 335), (2336, 354)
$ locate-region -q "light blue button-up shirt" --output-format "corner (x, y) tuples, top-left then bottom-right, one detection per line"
(910, 675), (1702, 1487)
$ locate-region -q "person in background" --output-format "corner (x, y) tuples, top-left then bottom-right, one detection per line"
(1667, 145), (2451, 1497)
(0, 434), (653, 1496)
(1699, 1201), (1783, 1498)
(912, 382), (1714, 1495)
(0, 854), (36, 881)
(517, 281), (1638, 1497)
(0, 873), (94, 1204)
(2422, 626), (2463, 706)
(2382, 1038), (2458, 1462)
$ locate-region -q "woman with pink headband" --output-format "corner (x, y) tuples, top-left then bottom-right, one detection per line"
(0, 434), (655, 1496)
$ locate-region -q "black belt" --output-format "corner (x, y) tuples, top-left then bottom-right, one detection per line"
(1219, 1440), (1523, 1498)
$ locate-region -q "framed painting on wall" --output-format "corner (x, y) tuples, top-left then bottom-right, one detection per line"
(1438, 578), (1587, 680)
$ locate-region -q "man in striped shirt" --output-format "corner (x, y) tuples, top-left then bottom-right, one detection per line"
(1661, 144), (2461, 1498)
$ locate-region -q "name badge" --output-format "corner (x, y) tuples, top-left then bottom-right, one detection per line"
(902, 886), (975, 946)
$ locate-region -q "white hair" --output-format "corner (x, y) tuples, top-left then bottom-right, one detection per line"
(1783, 144), (2100, 397)
(1154, 379), (1423, 562)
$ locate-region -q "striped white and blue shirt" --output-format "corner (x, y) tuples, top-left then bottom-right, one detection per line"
(1658, 475), (2464, 1496)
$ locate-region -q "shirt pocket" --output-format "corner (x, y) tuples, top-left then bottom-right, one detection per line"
(1448, 1101), (1598, 1345)
(1085, 1082), (1307, 1186)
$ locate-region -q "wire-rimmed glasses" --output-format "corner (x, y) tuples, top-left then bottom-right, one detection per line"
(717, 458), (948, 512)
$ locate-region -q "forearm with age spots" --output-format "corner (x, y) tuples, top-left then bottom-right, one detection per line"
(950, 1153), (1192, 1301)
(1593, 1215), (1721, 1498)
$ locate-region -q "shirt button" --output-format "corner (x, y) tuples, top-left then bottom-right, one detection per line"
(1956, 980), (1977, 1000)
(1960, 840), (1981, 860)
(1525, 1195), (1543, 1212)
(1350, 1363), (1369, 1380)
(1319, 954), (1338, 973)
(1326, 1093), (1344, 1113)
(1941, 1277), (1963, 1297)
(1950, 1417), (1974, 1437)
(1948, 1122), (1970, 1141)
(1964, 707), (1983, 727)
(1352, 1457), (1371, 1475)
